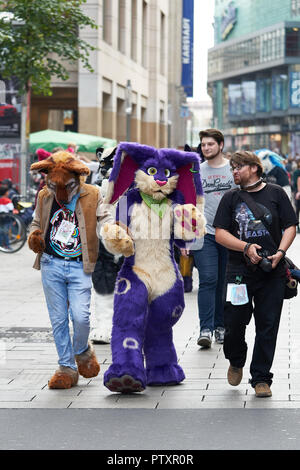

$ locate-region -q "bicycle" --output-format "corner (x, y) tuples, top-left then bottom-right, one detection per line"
(0, 212), (27, 253)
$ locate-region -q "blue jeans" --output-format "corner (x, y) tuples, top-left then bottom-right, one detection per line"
(191, 233), (228, 333)
(40, 253), (92, 370)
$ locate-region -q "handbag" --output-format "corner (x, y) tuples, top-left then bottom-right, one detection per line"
(238, 188), (298, 299)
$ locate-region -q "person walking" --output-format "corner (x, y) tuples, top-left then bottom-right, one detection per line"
(0, 184), (14, 250)
(184, 129), (237, 348)
(28, 150), (113, 389)
(214, 150), (297, 397)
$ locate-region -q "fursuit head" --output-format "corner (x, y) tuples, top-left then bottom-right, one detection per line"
(28, 151), (90, 253)
(100, 142), (207, 393)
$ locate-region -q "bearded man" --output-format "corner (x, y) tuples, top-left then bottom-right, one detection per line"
(182, 129), (237, 349)
(214, 150), (297, 397)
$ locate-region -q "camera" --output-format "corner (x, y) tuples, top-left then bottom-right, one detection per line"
(256, 249), (273, 273)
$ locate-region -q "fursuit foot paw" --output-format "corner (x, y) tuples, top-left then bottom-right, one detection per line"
(146, 364), (185, 386)
(104, 365), (146, 393)
(174, 204), (206, 241)
(48, 366), (79, 389)
(75, 341), (100, 378)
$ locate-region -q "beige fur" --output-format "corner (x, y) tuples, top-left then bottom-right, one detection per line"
(128, 201), (176, 300)
(135, 170), (178, 201)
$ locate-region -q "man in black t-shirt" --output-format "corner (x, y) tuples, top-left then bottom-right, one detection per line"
(213, 150), (297, 398)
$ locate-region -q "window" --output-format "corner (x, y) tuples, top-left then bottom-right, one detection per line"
(131, 0), (137, 60)
(286, 27), (300, 57)
(103, 0), (112, 44)
(208, 28), (285, 79)
(118, 0), (126, 53)
(142, 1), (148, 67)
(160, 12), (166, 75)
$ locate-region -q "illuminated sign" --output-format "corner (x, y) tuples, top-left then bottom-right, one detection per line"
(221, 1), (237, 40)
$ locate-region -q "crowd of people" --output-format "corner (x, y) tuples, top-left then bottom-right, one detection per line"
(1, 131), (299, 398)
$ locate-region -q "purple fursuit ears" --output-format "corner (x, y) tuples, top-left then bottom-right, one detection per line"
(100, 142), (206, 393)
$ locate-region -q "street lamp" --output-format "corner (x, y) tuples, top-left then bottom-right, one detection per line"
(125, 79), (132, 141)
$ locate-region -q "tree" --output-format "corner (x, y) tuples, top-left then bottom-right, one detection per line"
(0, 0), (98, 194)
(0, 0), (97, 95)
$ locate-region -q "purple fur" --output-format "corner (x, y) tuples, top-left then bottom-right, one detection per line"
(108, 142), (203, 203)
(103, 143), (204, 393)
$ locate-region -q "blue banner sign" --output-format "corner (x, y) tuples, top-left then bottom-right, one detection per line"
(181, 0), (194, 98)
(228, 84), (242, 116)
(256, 78), (270, 113)
(272, 74), (288, 110)
(290, 71), (300, 108)
(241, 81), (256, 114)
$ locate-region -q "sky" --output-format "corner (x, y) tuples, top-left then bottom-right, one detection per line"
(192, 0), (215, 101)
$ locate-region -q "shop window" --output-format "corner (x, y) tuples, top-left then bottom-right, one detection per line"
(286, 27), (300, 57)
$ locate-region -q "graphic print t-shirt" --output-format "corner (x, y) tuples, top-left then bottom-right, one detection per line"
(200, 160), (237, 235)
(45, 199), (82, 258)
(213, 184), (297, 267)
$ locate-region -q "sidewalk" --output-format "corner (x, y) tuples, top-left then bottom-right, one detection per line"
(1, 234), (300, 410)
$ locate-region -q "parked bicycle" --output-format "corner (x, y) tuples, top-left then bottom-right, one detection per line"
(0, 212), (27, 253)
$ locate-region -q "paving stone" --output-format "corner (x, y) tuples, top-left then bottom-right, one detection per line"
(1, 239), (300, 410)
(0, 391), (36, 402)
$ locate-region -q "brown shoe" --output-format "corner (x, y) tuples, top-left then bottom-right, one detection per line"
(75, 341), (100, 378)
(227, 365), (243, 386)
(255, 382), (272, 398)
(48, 366), (79, 389)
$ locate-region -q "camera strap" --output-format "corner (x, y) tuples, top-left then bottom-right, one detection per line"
(238, 188), (268, 227)
(237, 187), (299, 274)
(237, 186), (278, 252)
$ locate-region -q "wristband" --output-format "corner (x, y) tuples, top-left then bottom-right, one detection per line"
(277, 249), (286, 257)
(243, 243), (252, 256)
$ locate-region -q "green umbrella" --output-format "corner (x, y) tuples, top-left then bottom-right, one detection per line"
(29, 129), (117, 154)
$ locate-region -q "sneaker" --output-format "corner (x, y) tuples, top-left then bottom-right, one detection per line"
(227, 364), (243, 386)
(255, 382), (272, 398)
(197, 329), (212, 348)
(214, 327), (225, 344)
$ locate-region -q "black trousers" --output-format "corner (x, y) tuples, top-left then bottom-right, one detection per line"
(223, 268), (286, 387)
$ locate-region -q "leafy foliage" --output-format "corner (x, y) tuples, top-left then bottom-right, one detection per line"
(0, 0), (98, 95)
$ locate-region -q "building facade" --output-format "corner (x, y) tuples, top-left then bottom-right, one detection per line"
(30, 0), (187, 149)
(208, 0), (300, 155)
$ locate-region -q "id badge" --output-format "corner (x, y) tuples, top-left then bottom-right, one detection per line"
(230, 284), (249, 305)
(54, 220), (76, 244)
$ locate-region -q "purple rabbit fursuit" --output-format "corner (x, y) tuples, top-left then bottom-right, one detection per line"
(99, 142), (206, 393)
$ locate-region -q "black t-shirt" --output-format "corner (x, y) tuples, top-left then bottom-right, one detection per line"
(213, 183), (297, 267)
(266, 166), (290, 187)
(45, 199), (82, 259)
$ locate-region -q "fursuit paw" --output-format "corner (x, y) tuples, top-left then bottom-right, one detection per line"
(146, 364), (185, 386)
(104, 365), (146, 393)
(173, 204), (206, 241)
(105, 374), (145, 393)
(28, 229), (45, 253)
(101, 223), (134, 257)
(48, 366), (79, 389)
(75, 342), (100, 378)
